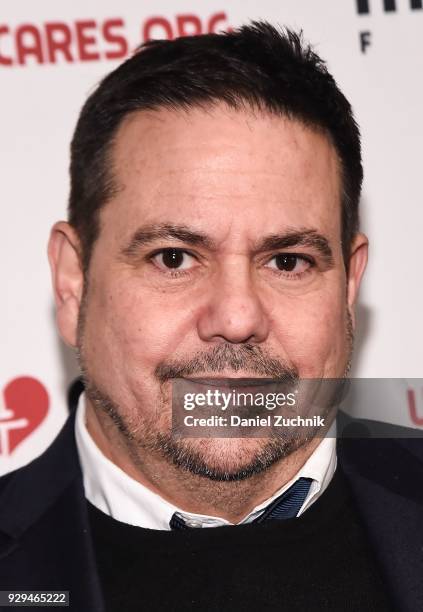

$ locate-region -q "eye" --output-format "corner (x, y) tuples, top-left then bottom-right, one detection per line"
(151, 248), (197, 271)
(266, 253), (313, 276)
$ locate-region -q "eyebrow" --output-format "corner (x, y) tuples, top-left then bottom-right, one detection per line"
(120, 224), (216, 258)
(256, 231), (334, 263)
(120, 223), (334, 264)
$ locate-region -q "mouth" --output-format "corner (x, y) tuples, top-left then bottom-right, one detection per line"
(181, 376), (283, 389)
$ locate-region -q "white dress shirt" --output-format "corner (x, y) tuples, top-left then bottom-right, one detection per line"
(75, 392), (337, 530)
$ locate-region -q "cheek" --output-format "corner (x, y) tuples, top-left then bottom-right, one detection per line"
(82, 277), (194, 381)
(271, 286), (348, 377)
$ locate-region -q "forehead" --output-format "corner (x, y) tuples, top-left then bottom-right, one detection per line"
(102, 104), (341, 244)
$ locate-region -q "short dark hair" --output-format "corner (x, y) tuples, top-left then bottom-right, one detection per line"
(68, 21), (362, 273)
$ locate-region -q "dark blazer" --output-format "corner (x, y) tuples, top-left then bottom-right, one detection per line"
(0, 387), (422, 612)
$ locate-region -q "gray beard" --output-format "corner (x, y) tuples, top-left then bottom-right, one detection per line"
(76, 287), (353, 483)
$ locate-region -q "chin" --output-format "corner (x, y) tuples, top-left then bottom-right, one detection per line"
(154, 434), (301, 482)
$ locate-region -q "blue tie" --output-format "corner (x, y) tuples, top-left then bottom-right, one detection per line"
(169, 477), (313, 529)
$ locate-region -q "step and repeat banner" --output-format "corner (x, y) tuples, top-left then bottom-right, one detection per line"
(1, 1), (422, 474)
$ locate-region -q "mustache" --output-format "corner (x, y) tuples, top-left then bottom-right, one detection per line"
(154, 343), (299, 383)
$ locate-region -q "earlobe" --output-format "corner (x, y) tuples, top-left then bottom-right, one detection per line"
(347, 233), (369, 328)
(47, 221), (84, 347)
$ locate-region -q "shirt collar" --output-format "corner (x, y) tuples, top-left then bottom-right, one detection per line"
(75, 392), (336, 530)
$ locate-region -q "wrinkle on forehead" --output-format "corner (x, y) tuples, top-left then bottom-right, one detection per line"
(98, 103), (342, 257)
(112, 103), (340, 189)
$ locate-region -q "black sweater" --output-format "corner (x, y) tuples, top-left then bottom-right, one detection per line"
(87, 467), (394, 611)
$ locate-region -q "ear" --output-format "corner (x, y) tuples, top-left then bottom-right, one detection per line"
(346, 232), (368, 328)
(47, 221), (84, 347)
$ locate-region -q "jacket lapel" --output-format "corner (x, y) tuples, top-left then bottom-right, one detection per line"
(339, 436), (423, 612)
(0, 409), (105, 612)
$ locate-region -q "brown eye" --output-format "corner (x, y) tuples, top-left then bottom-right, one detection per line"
(275, 254), (299, 271)
(266, 253), (312, 275)
(152, 249), (196, 271)
(162, 249), (184, 268)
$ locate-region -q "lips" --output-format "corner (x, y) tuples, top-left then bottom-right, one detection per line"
(183, 376), (271, 385)
(181, 376), (293, 394)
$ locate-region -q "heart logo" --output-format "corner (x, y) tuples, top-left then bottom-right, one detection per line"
(1, 377), (49, 456)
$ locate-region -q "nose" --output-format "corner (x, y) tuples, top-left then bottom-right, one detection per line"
(196, 262), (270, 344)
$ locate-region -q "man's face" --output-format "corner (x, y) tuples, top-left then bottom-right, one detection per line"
(54, 105), (367, 480)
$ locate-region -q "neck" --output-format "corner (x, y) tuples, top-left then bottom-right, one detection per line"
(84, 399), (320, 523)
